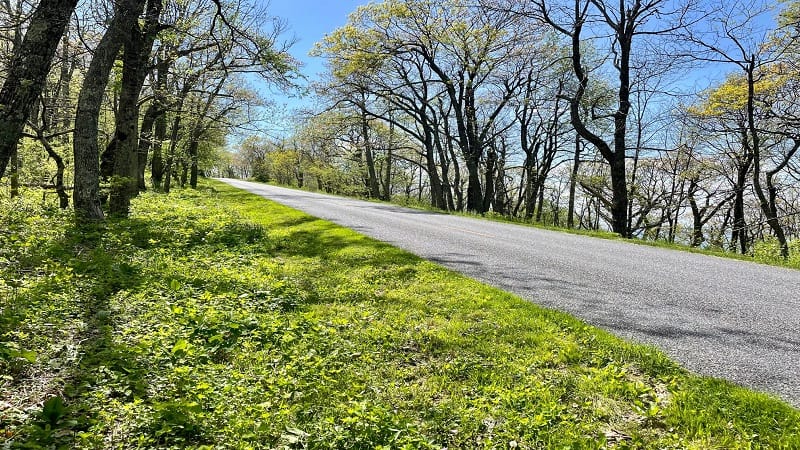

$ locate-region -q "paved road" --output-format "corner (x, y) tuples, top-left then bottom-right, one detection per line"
(219, 178), (800, 407)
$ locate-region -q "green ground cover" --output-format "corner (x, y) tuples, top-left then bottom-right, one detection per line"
(1, 181), (798, 448)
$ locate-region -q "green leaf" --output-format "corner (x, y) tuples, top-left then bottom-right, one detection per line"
(171, 339), (189, 356)
(42, 396), (66, 426)
(169, 279), (181, 291)
(20, 349), (37, 363)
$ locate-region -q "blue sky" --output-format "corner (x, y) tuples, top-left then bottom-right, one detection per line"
(261, 1), (364, 112)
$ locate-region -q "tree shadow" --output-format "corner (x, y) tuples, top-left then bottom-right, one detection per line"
(5, 218), (154, 446)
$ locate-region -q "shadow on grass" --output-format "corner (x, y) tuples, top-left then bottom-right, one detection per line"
(221, 201), (420, 267)
(7, 219), (153, 446)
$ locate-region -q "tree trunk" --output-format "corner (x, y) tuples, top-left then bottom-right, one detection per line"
(465, 154), (483, 212)
(688, 179), (704, 247)
(35, 129), (69, 208)
(425, 153), (444, 209)
(0, 0), (78, 180)
(731, 165), (750, 254)
(567, 136), (581, 228)
(109, 46), (143, 214)
(560, 2), (631, 237)
(744, 58), (790, 258)
(627, 146), (641, 234)
(359, 108), (380, 198)
(151, 109), (167, 189)
(163, 156), (173, 193)
(9, 146), (19, 198)
(433, 127), (454, 210)
(185, 77), (226, 189)
(535, 181), (546, 223)
(609, 151), (629, 237)
(524, 164), (537, 220)
(57, 34), (75, 139)
(137, 102), (158, 190)
(464, 112), (485, 212)
(420, 124), (445, 209)
(74, 0), (146, 220)
(493, 149), (507, 215)
(109, 0), (162, 215)
(446, 135), (463, 211)
(552, 192), (561, 227)
(483, 147), (496, 213)
(426, 62), (483, 213)
(753, 172), (789, 258)
(765, 174), (789, 257)
(383, 142), (393, 201)
(163, 85), (188, 194)
(180, 161), (188, 187)
(189, 140), (199, 188)
(150, 56), (169, 190)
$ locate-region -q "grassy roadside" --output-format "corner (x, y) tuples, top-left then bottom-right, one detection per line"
(1, 180), (798, 448)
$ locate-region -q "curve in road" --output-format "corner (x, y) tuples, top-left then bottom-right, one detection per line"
(218, 179), (800, 407)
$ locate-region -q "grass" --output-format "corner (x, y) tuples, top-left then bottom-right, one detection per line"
(0, 180), (797, 449)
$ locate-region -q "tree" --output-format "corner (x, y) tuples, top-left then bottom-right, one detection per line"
(73, 0), (148, 220)
(514, 63), (572, 220)
(159, 0), (296, 192)
(684, 152), (735, 247)
(107, 0), (164, 215)
(70, 0), (296, 216)
(685, 1), (798, 257)
(533, 0), (693, 237)
(0, 0), (78, 180)
(316, 0), (531, 213)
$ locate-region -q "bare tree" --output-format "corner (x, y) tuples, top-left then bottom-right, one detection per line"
(532, 0), (693, 237)
(684, 1), (796, 257)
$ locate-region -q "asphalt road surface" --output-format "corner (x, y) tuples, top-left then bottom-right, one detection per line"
(218, 178), (800, 407)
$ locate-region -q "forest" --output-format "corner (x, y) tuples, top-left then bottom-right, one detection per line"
(0, 0), (297, 217)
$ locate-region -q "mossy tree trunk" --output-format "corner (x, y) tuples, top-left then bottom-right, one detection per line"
(108, 0), (163, 216)
(0, 0), (78, 180)
(74, 0), (146, 220)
